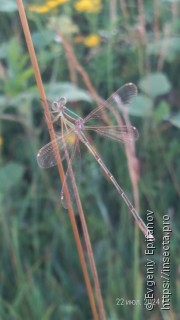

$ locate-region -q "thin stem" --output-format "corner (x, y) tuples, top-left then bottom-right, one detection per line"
(153, 0), (160, 42)
(137, 0), (150, 74)
(54, 26), (106, 320)
(16, 1), (99, 319)
(116, 106), (142, 320)
(110, 0), (117, 23)
(54, 27), (110, 125)
(119, 0), (129, 23)
(62, 120), (106, 320)
(157, 24), (171, 72)
(171, 0), (178, 22)
(62, 38), (77, 85)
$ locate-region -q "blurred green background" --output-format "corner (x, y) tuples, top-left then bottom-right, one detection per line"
(0, 0), (180, 319)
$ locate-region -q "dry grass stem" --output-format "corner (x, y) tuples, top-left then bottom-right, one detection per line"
(171, 0), (178, 21)
(119, 0), (129, 22)
(137, 0), (146, 41)
(137, 0), (151, 73)
(61, 135), (106, 320)
(54, 27), (109, 125)
(153, 0), (160, 42)
(157, 25), (171, 71)
(16, 1), (99, 319)
(57, 27), (142, 232)
(55, 30), (106, 320)
(110, 0), (117, 23)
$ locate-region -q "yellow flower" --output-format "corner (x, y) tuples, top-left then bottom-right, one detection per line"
(83, 34), (100, 47)
(74, 0), (101, 13)
(47, 0), (69, 8)
(0, 136), (3, 146)
(29, 5), (50, 14)
(29, 0), (69, 14)
(47, 0), (60, 9)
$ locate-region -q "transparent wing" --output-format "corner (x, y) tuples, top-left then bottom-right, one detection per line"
(37, 130), (75, 168)
(85, 125), (139, 142)
(110, 82), (137, 106)
(84, 83), (137, 123)
(60, 137), (81, 209)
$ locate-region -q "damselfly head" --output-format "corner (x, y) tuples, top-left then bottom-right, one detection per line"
(51, 97), (67, 112)
(58, 96), (67, 106)
(51, 101), (58, 111)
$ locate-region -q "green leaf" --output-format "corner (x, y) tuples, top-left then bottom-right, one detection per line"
(10, 90), (39, 108)
(128, 94), (153, 117)
(148, 38), (180, 61)
(0, 162), (24, 193)
(139, 73), (171, 98)
(45, 82), (92, 103)
(169, 112), (180, 129)
(15, 68), (34, 88)
(0, 42), (8, 59)
(153, 101), (170, 124)
(0, 0), (17, 12)
(32, 31), (54, 49)
(0, 95), (8, 110)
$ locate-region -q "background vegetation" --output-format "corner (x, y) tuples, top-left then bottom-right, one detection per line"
(0, 0), (180, 319)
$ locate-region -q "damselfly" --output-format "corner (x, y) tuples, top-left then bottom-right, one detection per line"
(37, 83), (154, 240)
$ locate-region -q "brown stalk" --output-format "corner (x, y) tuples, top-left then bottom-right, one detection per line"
(157, 24), (171, 71)
(110, 0), (117, 23)
(120, 109), (142, 319)
(16, 1), (99, 319)
(121, 112), (140, 212)
(55, 29), (141, 226)
(54, 32), (106, 320)
(53, 27), (109, 125)
(114, 98), (142, 318)
(63, 40), (77, 85)
(119, 0), (129, 22)
(66, 33), (140, 217)
(61, 130), (106, 320)
(54, 26), (142, 232)
(106, 104), (140, 213)
(137, 0), (150, 73)
(0, 114), (25, 124)
(171, 0), (178, 22)
(137, 0), (146, 40)
(153, 0), (160, 42)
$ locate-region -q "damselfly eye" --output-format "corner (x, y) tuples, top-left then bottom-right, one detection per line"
(58, 97), (67, 106)
(52, 101), (58, 111)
